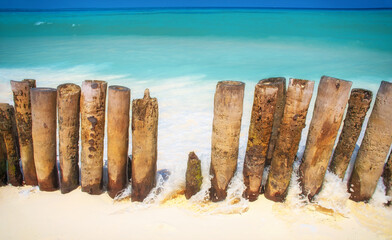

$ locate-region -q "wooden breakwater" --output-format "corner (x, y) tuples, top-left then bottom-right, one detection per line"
(0, 77), (391, 205)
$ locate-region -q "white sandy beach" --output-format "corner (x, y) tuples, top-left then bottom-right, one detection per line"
(0, 184), (391, 240)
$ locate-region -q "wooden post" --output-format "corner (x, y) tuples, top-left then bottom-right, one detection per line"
(243, 80), (278, 201)
(0, 137), (7, 185)
(107, 85), (130, 199)
(329, 89), (372, 179)
(265, 77), (286, 166)
(57, 83), (81, 194)
(185, 151), (203, 199)
(383, 152), (392, 206)
(210, 81), (245, 202)
(299, 76), (352, 201)
(265, 79), (314, 202)
(10, 79), (38, 186)
(131, 89), (158, 202)
(80, 80), (107, 195)
(0, 104), (23, 186)
(348, 81), (392, 202)
(31, 88), (58, 191)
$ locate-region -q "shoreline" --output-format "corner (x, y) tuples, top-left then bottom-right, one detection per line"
(0, 185), (391, 240)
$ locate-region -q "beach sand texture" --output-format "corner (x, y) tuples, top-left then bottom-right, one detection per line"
(0, 184), (391, 240)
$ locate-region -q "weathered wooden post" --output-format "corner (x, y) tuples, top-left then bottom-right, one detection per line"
(243, 80), (278, 201)
(80, 80), (107, 195)
(299, 76), (352, 201)
(107, 85), (130, 199)
(383, 152), (392, 205)
(10, 79), (38, 185)
(31, 88), (58, 191)
(210, 81), (245, 202)
(265, 77), (286, 166)
(265, 79), (314, 202)
(131, 89), (158, 202)
(57, 83), (81, 193)
(348, 81), (392, 202)
(185, 151), (203, 199)
(329, 89), (372, 179)
(0, 103), (23, 186)
(0, 137), (7, 185)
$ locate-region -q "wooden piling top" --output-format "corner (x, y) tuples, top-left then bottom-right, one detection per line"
(109, 85), (130, 92)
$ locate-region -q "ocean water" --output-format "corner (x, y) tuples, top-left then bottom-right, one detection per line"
(1, 9), (392, 212)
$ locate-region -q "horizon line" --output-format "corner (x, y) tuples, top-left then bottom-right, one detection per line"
(1, 6), (392, 12)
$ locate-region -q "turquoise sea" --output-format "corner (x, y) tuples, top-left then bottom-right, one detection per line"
(0, 9), (391, 206)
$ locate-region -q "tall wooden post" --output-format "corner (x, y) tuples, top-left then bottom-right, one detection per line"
(31, 88), (58, 191)
(265, 79), (314, 202)
(348, 81), (392, 202)
(210, 81), (245, 202)
(243, 80), (278, 201)
(299, 76), (352, 201)
(107, 85), (130, 199)
(0, 104), (23, 186)
(131, 89), (158, 202)
(383, 152), (392, 206)
(10, 79), (38, 186)
(265, 77), (286, 166)
(80, 80), (107, 195)
(58, 83), (81, 194)
(329, 89), (372, 179)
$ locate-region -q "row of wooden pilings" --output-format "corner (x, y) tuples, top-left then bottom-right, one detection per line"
(0, 80), (157, 201)
(0, 76), (391, 204)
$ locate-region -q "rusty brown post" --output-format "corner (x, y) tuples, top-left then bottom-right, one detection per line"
(264, 79), (314, 202)
(243, 80), (279, 201)
(348, 81), (392, 202)
(0, 137), (7, 185)
(299, 76), (352, 201)
(10, 79), (38, 186)
(383, 152), (392, 206)
(185, 151), (203, 199)
(265, 77), (286, 166)
(329, 89), (372, 179)
(0, 103), (23, 186)
(210, 81), (245, 202)
(31, 88), (58, 191)
(57, 83), (81, 193)
(107, 85), (130, 199)
(131, 89), (158, 202)
(80, 80), (107, 195)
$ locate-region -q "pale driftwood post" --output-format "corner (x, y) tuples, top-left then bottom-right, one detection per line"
(265, 77), (286, 166)
(299, 76), (352, 201)
(348, 81), (392, 202)
(10, 79), (38, 186)
(0, 137), (7, 185)
(0, 104), (23, 186)
(131, 89), (158, 202)
(31, 88), (58, 191)
(107, 85), (130, 199)
(265, 79), (314, 202)
(243, 80), (278, 201)
(185, 151), (203, 199)
(329, 89), (372, 179)
(57, 84), (81, 194)
(210, 81), (245, 202)
(383, 152), (392, 205)
(80, 80), (107, 195)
